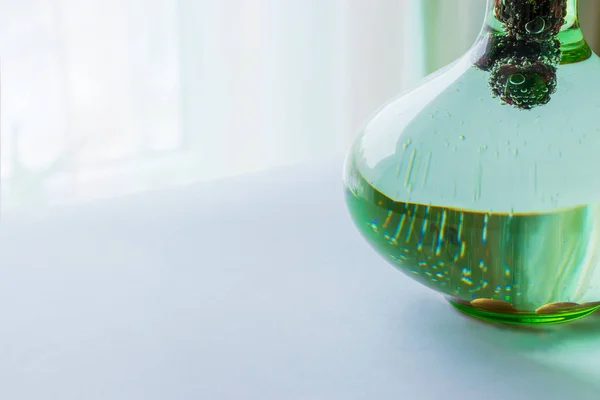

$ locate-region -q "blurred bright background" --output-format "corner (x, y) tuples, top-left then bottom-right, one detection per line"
(2, 0), (600, 210)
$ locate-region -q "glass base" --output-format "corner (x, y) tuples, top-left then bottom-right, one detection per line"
(448, 298), (600, 325)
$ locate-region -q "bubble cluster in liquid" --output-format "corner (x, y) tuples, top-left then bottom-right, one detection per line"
(474, 0), (568, 109)
(494, 0), (567, 40)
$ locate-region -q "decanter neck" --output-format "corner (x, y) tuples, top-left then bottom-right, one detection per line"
(483, 0), (590, 63)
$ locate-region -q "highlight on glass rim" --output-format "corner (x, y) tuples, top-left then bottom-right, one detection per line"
(344, 0), (600, 325)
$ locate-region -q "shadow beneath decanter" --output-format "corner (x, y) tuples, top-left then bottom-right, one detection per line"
(450, 306), (600, 346)
(389, 296), (600, 398)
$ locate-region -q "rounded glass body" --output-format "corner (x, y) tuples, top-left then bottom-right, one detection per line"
(344, 0), (600, 324)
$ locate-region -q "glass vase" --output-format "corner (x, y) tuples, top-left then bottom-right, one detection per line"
(344, 0), (600, 325)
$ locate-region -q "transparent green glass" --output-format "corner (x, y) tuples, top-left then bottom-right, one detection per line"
(344, 0), (600, 325)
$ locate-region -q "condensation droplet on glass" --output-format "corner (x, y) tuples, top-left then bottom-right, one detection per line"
(509, 74), (526, 85)
(525, 16), (546, 34)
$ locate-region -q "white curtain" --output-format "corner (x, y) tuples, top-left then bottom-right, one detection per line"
(0, 0), (480, 209)
(1, 0), (182, 207)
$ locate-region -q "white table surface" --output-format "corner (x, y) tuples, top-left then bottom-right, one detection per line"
(1, 161), (600, 400)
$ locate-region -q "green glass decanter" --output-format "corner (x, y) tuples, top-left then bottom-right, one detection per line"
(344, 0), (600, 325)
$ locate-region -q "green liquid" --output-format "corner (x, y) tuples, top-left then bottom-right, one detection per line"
(345, 158), (600, 319)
